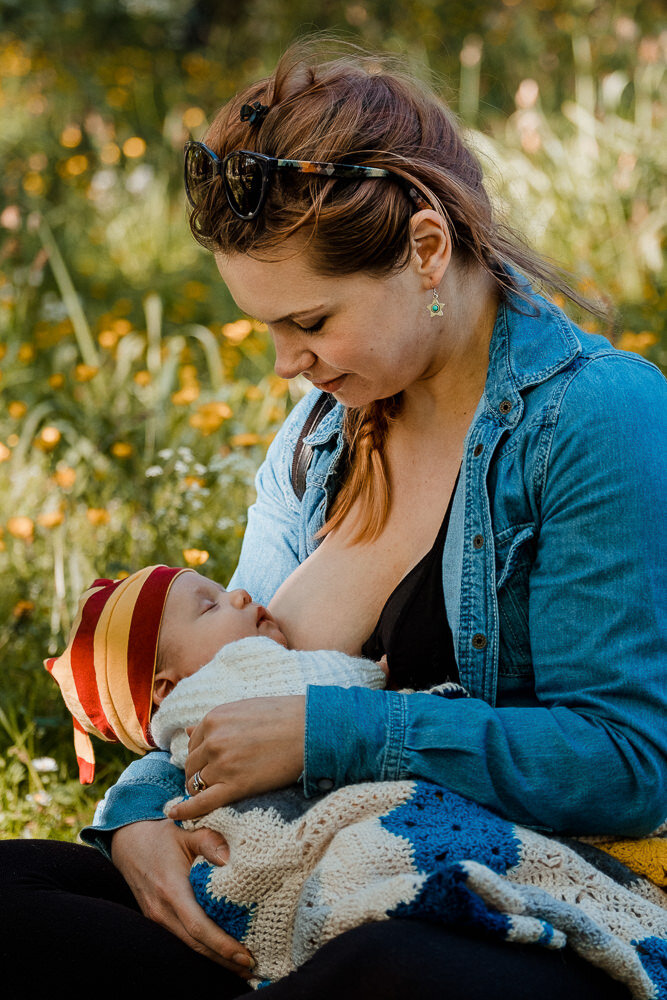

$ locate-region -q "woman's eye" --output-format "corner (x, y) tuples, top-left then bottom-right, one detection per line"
(298, 317), (326, 334)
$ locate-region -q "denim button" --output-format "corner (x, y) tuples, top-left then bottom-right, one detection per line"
(499, 399), (512, 415)
(473, 443), (484, 457)
(317, 778), (335, 792)
(472, 633), (487, 650)
(473, 534), (484, 549)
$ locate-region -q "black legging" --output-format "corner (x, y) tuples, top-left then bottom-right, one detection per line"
(1, 840), (632, 999)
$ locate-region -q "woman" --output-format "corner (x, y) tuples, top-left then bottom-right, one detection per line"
(2, 41), (665, 999)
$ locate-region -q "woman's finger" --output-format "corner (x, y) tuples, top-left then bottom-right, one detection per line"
(169, 782), (238, 820)
(111, 820), (252, 974)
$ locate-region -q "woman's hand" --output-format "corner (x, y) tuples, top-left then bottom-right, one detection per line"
(111, 819), (255, 976)
(168, 695), (305, 821)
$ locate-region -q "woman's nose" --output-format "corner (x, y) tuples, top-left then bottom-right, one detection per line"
(229, 589), (252, 609)
(272, 331), (317, 380)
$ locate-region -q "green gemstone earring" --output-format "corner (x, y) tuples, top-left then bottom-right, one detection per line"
(429, 287), (444, 317)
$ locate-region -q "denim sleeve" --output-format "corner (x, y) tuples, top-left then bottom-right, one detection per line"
(228, 393), (313, 604)
(79, 752), (185, 859)
(304, 356), (667, 837)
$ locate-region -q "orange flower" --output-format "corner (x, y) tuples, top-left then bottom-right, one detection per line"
(74, 364), (99, 382)
(8, 401), (27, 419)
(13, 600), (35, 619)
(37, 509), (64, 528)
(48, 373), (65, 389)
(189, 401), (233, 435)
(0, 442), (10, 462)
(7, 516), (34, 540)
(229, 433), (262, 447)
(172, 386), (199, 405)
(183, 548), (209, 566)
(86, 508), (110, 526)
(134, 370), (151, 386)
(111, 442), (133, 458)
(18, 344), (35, 362)
(222, 319), (252, 343)
(183, 475), (205, 489)
(54, 466), (76, 490)
(617, 331), (658, 355)
(35, 426), (61, 451)
(123, 137), (146, 158)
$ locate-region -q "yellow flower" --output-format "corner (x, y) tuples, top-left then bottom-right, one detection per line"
(0, 442), (10, 461)
(182, 106), (205, 129)
(12, 600), (35, 619)
(112, 318), (132, 336)
(37, 509), (64, 528)
(222, 319), (253, 343)
(183, 281), (207, 300)
(98, 329), (118, 349)
(7, 516), (34, 540)
(23, 173), (45, 197)
(245, 385), (263, 401)
(172, 386), (199, 405)
(183, 548), (209, 566)
(0, 343), (6, 360)
(100, 142), (120, 165)
(49, 373), (65, 389)
(123, 137), (146, 158)
(86, 508), (110, 526)
(268, 375), (288, 397)
(35, 426), (61, 451)
(8, 401), (27, 419)
(60, 125), (82, 148)
(183, 475), (205, 489)
(54, 466), (76, 490)
(134, 370), (151, 386)
(62, 154), (89, 177)
(617, 331), (658, 355)
(229, 433), (262, 447)
(189, 401), (233, 435)
(18, 344), (35, 362)
(74, 363), (99, 382)
(111, 442), (133, 458)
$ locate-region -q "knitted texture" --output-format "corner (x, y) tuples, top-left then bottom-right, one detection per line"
(150, 635), (386, 768)
(158, 669), (667, 995)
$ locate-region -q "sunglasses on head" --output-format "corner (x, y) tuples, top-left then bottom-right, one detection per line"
(184, 140), (425, 220)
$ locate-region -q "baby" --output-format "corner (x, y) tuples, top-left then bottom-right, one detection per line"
(45, 564), (385, 783)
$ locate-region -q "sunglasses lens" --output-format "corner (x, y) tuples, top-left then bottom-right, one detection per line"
(224, 152), (265, 219)
(185, 144), (216, 207)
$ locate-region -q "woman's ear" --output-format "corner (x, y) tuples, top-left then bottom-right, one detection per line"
(152, 676), (175, 708)
(409, 209), (452, 290)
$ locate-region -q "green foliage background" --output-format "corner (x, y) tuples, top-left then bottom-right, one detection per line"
(0, 0), (665, 838)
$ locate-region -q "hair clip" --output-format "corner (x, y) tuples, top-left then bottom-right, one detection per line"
(240, 101), (270, 126)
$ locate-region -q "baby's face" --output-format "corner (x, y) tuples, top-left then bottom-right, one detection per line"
(152, 571), (287, 707)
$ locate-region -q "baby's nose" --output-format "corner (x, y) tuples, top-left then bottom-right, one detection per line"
(230, 588), (252, 608)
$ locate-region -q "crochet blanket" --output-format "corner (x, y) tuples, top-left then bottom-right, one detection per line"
(156, 658), (667, 996)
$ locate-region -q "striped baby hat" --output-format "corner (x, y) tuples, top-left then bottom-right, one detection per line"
(45, 565), (191, 783)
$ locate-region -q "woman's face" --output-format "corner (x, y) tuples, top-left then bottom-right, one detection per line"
(216, 244), (451, 408)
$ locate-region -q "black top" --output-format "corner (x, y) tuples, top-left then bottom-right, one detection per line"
(361, 472), (460, 691)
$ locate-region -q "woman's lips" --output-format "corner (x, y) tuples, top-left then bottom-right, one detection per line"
(310, 374), (345, 392)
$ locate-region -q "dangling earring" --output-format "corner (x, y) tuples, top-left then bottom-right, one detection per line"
(429, 286), (444, 317)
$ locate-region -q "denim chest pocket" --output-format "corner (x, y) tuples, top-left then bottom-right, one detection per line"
(494, 523), (536, 678)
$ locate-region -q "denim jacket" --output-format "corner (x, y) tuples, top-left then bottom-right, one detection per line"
(82, 291), (667, 854)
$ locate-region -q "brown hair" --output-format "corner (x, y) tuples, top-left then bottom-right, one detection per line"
(190, 38), (602, 542)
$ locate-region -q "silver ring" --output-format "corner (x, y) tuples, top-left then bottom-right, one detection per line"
(191, 770), (207, 794)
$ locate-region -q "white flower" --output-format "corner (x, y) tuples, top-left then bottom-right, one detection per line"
(158, 449), (174, 460)
(31, 757), (58, 773)
(145, 465), (163, 478)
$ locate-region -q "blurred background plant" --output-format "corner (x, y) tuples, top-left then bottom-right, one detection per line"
(0, 0), (665, 839)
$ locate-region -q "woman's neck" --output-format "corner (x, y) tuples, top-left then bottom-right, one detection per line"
(401, 263), (499, 432)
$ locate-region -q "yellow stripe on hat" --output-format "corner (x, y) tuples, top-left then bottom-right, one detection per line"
(93, 566), (159, 754)
(47, 584), (111, 744)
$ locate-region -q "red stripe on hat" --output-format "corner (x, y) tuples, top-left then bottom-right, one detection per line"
(69, 580), (124, 741)
(127, 567), (183, 746)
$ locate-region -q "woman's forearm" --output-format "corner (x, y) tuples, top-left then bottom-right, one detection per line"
(304, 685), (666, 837)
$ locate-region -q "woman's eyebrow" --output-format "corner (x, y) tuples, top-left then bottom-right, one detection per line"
(264, 306), (325, 325)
